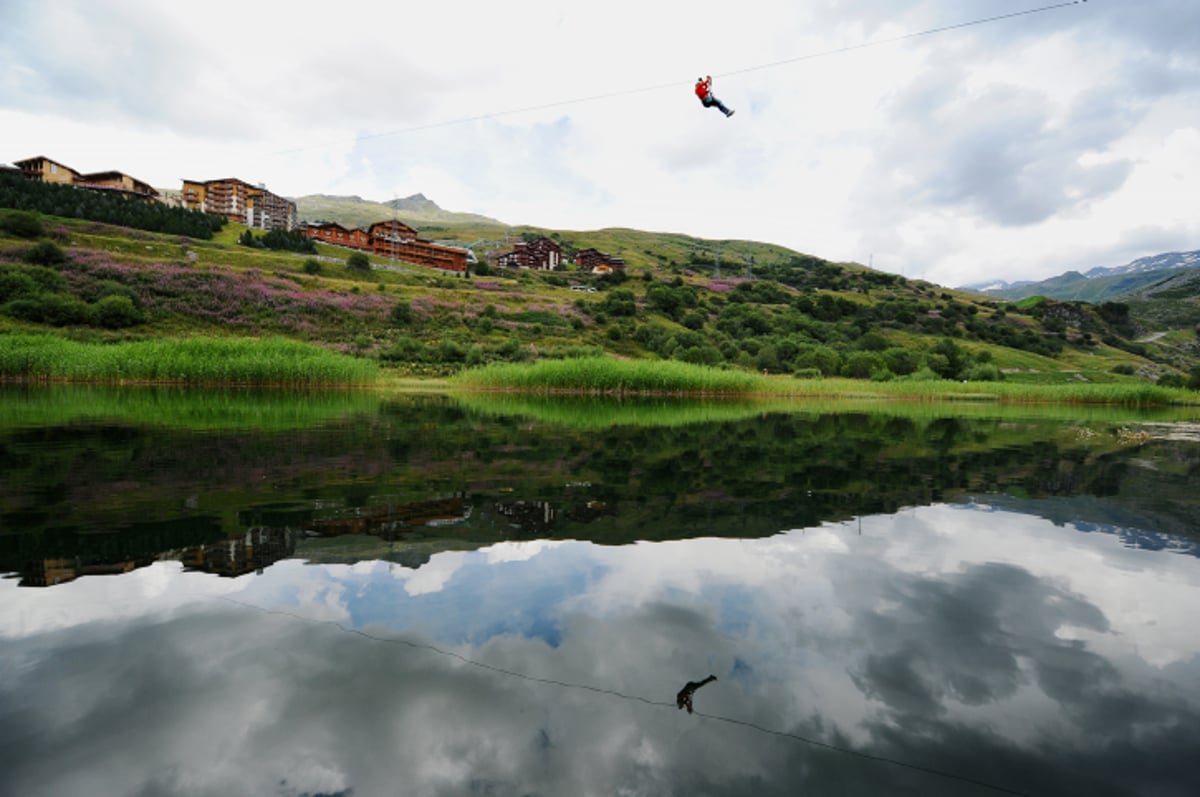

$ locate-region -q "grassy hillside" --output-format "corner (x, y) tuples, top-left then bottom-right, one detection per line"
(293, 193), (504, 230)
(2, 193), (1199, 390)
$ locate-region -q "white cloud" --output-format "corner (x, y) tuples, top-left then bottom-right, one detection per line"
(2, 0), (1198, 285)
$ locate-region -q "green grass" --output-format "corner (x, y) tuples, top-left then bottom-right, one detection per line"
(455, 356), (763, 395)
(0, 333), (378, 385)
(0, 383), (381, 431)
(453, 357), (1198, 407)
(454, 392), (777, 428)
(764, 374), (1200, 407)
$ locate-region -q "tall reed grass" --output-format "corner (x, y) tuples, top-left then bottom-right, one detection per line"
(454, 356), (762, 395)
(0, 333), (378, 385)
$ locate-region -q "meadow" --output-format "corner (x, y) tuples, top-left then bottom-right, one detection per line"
(1, 200), (1198, 396)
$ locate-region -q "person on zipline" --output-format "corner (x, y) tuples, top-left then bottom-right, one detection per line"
(695, 75), (734, 117)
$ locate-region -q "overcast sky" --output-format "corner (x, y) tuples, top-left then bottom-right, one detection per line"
(2, 0), (1198, 286)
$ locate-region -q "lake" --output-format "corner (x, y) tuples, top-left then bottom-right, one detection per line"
(2, 385), (1199, 796)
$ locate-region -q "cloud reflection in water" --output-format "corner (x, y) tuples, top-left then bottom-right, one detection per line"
(2, 503), (1199, 796)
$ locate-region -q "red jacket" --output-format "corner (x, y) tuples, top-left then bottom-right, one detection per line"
(695, 77), (711, 100)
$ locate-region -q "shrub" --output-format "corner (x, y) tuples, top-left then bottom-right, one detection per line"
(303, 258), (322, 275)
(0, 270), (38, 302)
(792, 367), (822, 380)
(676, 345), (723, 366)
(22, 240), (69, 267)
(259, 229), (316, 253)
(0, 211), (44, 239)
(389, 301), (413, 326)
(794, 345), (841, 376)
(1110, 363), (1136, 376)
(881, 347), (919, 376)
(841, 351), (885, 379)
(899, 367), (943, 382)
(963, 363), (1004, 382)
(3, 294), (89, 325)
(87, 279), (139, 306)
(90, 294), (144, 328)
(855, 331), (889, 351)
(347, 252), (371, 273)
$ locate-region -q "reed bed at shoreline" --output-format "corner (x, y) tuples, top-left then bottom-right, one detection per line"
(0, 333), (378, 385)
(454, 357), (1199, 408)
(453, 357), (762, 395)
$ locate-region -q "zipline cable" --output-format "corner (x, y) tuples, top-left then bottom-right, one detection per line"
(210, 594), (1036, 797)
(721, 0), (1087, 79)
(275, 1), (1087, 157)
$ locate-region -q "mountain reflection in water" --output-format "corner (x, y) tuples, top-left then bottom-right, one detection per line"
(1, 388), (1199, 796)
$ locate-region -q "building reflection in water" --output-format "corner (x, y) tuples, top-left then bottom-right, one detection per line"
(181, 526), (297, 578)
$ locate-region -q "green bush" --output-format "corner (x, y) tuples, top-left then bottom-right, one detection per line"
(898, 367), (943, 382)
(841, 351), (885, 379)
(87, 279), (139, 306)
(0, 211), (44, 239)
(1110, 363), (1136, 376)
(0, 270), (38, 302)
(90, 294), (144, 328)
(347, 252), (371, 273)
(881, 347), (919, 376)
(792, 367), (822, 379)
(389, 301), (413, 326)
(963, 363), (1004, 382)
(794, 345), (841, 376)
(676, 345), (723, 366)
(303, 258), (322, 275)
(3, 293), (89, 325)
(22, 240), (69, 266)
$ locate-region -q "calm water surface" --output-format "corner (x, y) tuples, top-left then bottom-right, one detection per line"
(2, 386), (1199, 797)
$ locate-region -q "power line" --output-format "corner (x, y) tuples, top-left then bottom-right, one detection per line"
(210, 594), (1036, 797)
(274, 1), (1087, 157)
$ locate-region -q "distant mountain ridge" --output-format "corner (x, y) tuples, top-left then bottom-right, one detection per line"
(293, 193), (504, 229)
(964, 249), (1200, 303)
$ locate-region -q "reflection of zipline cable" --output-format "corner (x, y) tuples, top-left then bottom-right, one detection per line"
(211, 595), (1033, 797)
(275, 1), (1087, 157)
(691, 711), (1033, 797)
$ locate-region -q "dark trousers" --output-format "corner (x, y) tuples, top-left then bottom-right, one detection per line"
(701, 95), (732, 116)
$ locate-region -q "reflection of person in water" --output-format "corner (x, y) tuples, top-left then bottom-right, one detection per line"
(676, 674), (717, 714)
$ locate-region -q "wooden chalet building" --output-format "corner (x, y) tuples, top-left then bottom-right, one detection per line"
(497, 237), (562, 271)
(301, 221), (370, 250)
(300, 218), (468, 274)
(14, 155), (160, 202)
(15, 155), (79, 185)
(574, 248), (626, 274)
(75, 170), (159, 201)
(180, 177), (297, 230)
